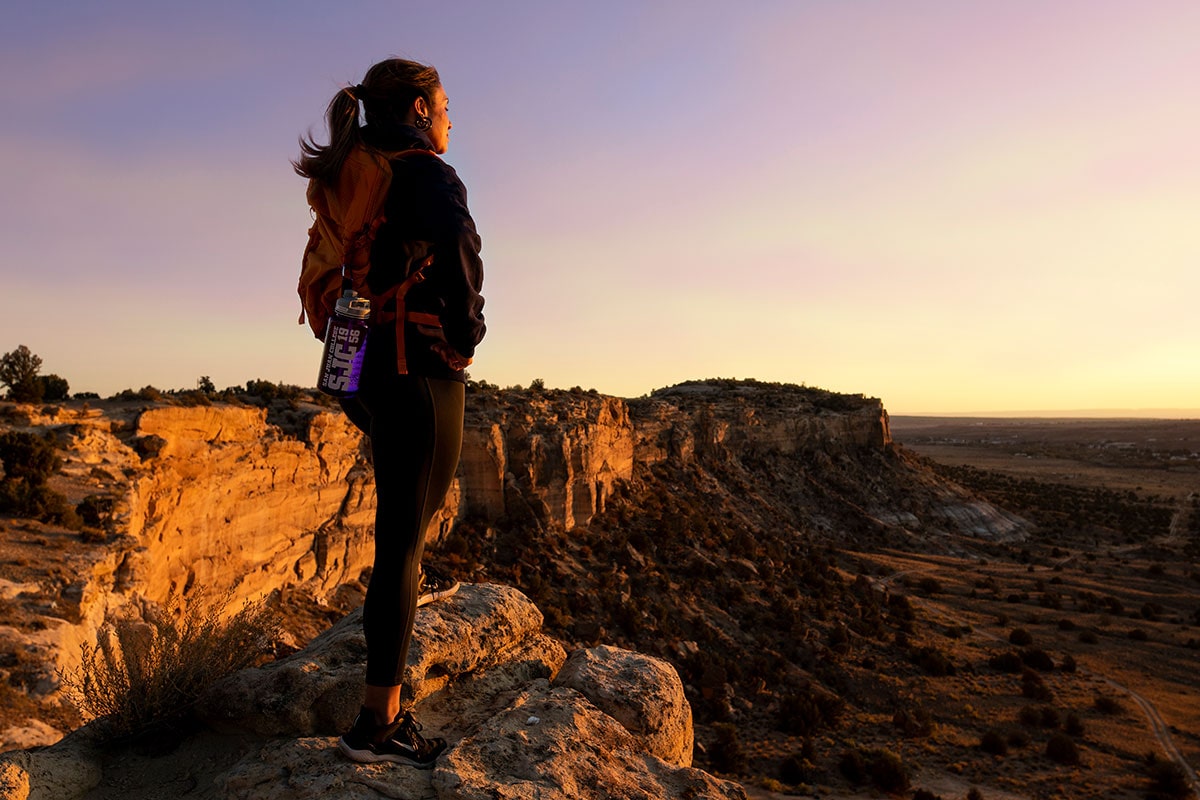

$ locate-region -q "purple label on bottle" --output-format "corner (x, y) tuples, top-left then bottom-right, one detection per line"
(318, 318), (369, 396)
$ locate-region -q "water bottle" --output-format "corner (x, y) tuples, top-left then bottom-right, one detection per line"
(317, 290), (371, 397)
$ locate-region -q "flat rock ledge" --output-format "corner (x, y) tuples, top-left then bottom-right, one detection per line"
(0, 584), (745, 800)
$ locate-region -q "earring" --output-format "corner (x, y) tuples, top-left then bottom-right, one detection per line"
(415, 115), (432, 131)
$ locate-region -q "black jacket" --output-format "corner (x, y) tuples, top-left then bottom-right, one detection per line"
(361, 124), (486, 382)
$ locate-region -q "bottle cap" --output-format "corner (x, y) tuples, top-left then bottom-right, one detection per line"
(335, 290), (372, 320)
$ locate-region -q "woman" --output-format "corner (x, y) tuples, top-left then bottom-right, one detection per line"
(294, 58), (486, 768)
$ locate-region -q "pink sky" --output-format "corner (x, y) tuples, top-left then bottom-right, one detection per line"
(1, 1), (1197, 414)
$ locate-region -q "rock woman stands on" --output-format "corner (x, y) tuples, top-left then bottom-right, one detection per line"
(293, 58), (486, 768)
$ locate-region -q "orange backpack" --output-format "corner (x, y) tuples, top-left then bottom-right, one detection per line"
(298, 146), (438, 373)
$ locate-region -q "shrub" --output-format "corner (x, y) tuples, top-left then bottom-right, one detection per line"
(1022, 670), (1053, 701)
(912, 790), (944, 800)
(911, 645), (956, 676)
(1094, 693), (1124, 715)
(1079, 629), (1099, 644)
(60, 597), (280, 739)
(0, 431), (79, 526)
(776, 685), (842, 735)
(1038, 705), (1061, 729)
(838, 748), (866, 784)
(866, 748), (910, 793)
(1008, 628), (1033, 646)
(988, 650), (1023, 673)
(0, 431), (59, 484)
(979, 729), (1008, 756)
(917, 577), (943, 595)
(1145, 755), (1190, 798)
(708, 722), (743, 773)
(1006, 729), (1031, 748)
(1020, 647), (1055, 672)
(892, 705), (934, 737)
(1045, 733), (1080, 765)
(779, 747), (814, 784)
(834, 746), (912, 792)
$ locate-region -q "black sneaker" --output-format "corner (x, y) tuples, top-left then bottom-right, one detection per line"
(338, 709), (446, 767)
(417, 564), (461, 607)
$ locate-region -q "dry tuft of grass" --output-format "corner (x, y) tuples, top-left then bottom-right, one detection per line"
(60, 596), (280, 740)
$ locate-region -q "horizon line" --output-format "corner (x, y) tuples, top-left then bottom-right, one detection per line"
(890, 408), (1200, 420)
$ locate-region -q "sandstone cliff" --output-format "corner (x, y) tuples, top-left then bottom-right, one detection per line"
(0, 583), (745, 800)
(0, 380), (1024, 755)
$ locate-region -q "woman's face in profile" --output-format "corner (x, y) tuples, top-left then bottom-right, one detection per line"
(426, 86), (452, 154)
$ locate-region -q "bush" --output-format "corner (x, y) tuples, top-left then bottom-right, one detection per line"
(917, 577), (943, 595)
(1020, 647), (1055, 671)
(61, 597), (280, 739)
(0, 431), (79, 526)
(866, 748), (910, 793)
(892, 706), (933, 737)
(1022, 670), (1053, 701)
(776, 685), (842, 735)
(1145, 755), (1190, 798)
(838, 748), (866, 784)
(979, 729), (1008, 755)
(1008, 628), (1033, 646)
(1007, 729), (1031, 748)
(39, 374), (70, 402)
(988, 650), (1023, 673)
(0, 431), (59, 484)
(912, 790), (944, 800)
(1045, 733), (1080, 765)
(708, 722), (743, 773)
(779, 748), (814, 784)
(1094, 693), (1124, 715)
(911, 645), (956, 676)
(837, 747), (911, 792)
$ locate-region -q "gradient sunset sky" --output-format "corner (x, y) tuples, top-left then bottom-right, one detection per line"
(2, 1), (1197, 414)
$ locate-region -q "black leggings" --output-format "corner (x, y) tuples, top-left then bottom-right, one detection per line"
(341, 375), (464, 687)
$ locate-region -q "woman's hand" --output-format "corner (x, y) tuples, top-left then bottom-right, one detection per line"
(431, 342), (472, 370)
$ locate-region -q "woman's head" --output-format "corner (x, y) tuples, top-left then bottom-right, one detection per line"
(294, 57), (449, 182)
(358, 59), (451, 154)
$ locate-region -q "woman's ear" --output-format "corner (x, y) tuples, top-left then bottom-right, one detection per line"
(412, 95), (429, 119)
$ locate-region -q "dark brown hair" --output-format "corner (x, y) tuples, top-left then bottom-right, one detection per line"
(293, 58), (442, 184)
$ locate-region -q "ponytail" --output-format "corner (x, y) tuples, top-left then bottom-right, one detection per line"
(292, 86), (363, 184)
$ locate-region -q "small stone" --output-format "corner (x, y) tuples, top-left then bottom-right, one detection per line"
(527, 715), (541, 725)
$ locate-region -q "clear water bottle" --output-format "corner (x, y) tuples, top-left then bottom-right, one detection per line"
(317, 290), (371, 397)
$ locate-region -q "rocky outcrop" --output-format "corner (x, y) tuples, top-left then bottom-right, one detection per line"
(0, 381), (1021, 751)
(0, 584), (744, 800)
(630, 383), (891, 465)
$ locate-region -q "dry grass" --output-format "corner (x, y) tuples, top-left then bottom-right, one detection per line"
(60, 596), (280, 740)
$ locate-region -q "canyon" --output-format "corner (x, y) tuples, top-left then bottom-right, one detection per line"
(5, 381), (1196, 798)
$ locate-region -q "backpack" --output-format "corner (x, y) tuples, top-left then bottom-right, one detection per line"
(298, 146), (438, 373)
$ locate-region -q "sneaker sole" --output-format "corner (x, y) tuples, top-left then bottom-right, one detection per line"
(416, 581), (461, 608)
(337, 737), (439, 769)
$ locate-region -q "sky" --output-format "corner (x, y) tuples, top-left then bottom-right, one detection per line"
(1, 1), (1197, 415)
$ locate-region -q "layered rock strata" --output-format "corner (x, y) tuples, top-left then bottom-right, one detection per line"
(0, 584), (745, 800)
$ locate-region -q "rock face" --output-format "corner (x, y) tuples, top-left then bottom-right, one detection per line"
(0, 584), (744, 800)
(0, 380), (1021, 750)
